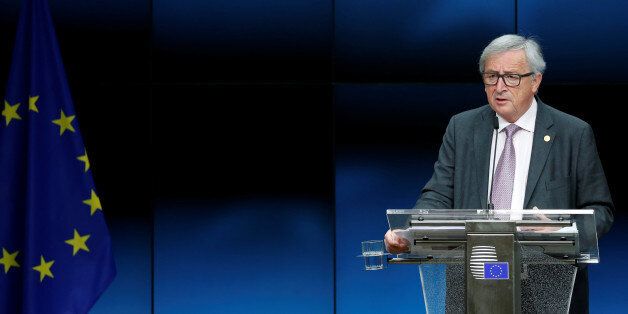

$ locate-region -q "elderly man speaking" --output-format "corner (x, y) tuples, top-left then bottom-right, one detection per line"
(384, 34), (614, 313)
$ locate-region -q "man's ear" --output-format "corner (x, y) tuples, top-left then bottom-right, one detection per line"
(532, 73), (543, 94)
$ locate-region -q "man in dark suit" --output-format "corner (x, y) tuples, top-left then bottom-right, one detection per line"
(384, 34), (614, 313)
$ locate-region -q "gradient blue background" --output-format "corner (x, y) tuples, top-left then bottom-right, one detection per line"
(1, 0), (627, 313)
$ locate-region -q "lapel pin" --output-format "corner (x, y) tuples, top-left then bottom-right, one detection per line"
(544, 135), (551, 142)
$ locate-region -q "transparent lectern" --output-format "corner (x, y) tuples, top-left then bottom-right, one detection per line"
(386, 209), (598, 314)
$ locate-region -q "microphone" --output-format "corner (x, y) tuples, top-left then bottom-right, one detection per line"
(487, 115), (499, 209)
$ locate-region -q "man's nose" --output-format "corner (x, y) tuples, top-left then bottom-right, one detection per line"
(495, 76), (508, 90)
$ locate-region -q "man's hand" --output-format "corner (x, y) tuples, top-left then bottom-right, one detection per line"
(384, 229), (410, 254)
(518, 208), (562, 232)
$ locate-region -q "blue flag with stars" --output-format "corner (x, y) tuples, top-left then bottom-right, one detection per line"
(0, 0), (116, 312)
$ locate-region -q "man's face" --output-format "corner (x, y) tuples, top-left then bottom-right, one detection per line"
(483, 49), (542, 123)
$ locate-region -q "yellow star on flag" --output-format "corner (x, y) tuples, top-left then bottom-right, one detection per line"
(0, 248), (20, 274)
(51, 109), (76, 135)
(2, 100), (21, 126)
(83, 189), (102, 215)
(77, 150), (90, 172)
(32, 255), (54, 282)
(65, 229), (91, 256)
(29, 95), (39, 112)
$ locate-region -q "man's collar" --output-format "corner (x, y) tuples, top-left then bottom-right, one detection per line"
(496, 98), (537, 133)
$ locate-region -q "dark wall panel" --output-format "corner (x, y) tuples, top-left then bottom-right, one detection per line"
(335, 0), (514, 83)
(91, 218), (152, 313)
(335, 83), (486, 147)
(0, 0), (21, 90)
(519, 1), (628, 83)
(154, 199), (333, 313)
(152, 83), (334, 312)
(152, 0), (335, 311)
(153, 84), (333, 199)
(72, 85), (151, 218)
(153, 0), (333, 83)
(48, 0), (148, 28)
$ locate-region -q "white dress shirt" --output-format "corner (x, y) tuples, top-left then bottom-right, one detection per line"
(487, 98), (537, 219)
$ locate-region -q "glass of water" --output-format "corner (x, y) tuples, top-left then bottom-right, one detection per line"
(361, 240), (386, 270)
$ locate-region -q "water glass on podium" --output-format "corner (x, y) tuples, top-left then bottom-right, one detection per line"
(361, 240), (386, 270)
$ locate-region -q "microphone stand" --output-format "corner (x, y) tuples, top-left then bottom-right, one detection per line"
(486, 115), (500, 219)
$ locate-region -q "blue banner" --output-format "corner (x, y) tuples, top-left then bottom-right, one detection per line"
(0, 0), (116, 312)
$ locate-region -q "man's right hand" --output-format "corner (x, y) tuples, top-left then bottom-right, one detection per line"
(384, 229), (410, 254)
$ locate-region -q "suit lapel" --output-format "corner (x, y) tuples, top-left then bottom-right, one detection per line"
(474, 106), (495, 209)
(524, 99), (555, 208)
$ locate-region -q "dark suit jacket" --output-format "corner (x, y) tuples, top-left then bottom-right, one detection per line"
(414, 98), (614, 313)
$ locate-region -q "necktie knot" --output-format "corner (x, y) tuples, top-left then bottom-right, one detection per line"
(502, 124), (521, 138)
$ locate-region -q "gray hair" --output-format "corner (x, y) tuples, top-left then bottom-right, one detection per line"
(479, 34), (546, 75)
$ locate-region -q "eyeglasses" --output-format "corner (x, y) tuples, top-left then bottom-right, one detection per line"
(481, 72), (534, 87)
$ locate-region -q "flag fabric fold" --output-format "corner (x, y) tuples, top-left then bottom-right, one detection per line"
(0, 0), (116, 312)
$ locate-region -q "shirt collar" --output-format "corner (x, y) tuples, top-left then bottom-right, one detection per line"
(496, 97), (537, 133)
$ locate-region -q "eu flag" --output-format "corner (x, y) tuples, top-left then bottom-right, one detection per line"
(0, 0), (116, 312)
(483, 262), (509, 280)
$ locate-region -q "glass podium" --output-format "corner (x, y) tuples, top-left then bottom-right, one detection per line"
(385, 209), (599, 314)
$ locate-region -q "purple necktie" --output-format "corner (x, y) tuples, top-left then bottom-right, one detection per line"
(491, 124), (522, 216)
